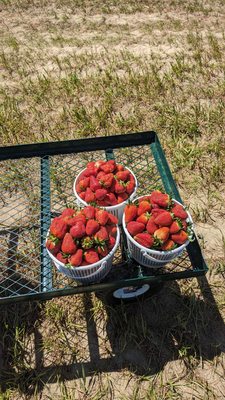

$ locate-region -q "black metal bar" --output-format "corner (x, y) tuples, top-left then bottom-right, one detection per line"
(0, 131), (156, 160)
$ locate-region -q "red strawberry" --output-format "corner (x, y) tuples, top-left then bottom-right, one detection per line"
(137, 201), (151, 216)
(81, 261), (91, 266)
(83, 167), (98, 177)
(151, 208), (166, 218)
(86, 219), (99, 235)
(171, 230), (188, 244)
(106, 225), (117, 238)
(116, 164), (124, 171)
(72, 212), (86, 225)
(97, 171), (106, 180)
(124, 204), (138, 223)
(127, 221), (145, 236)
(108, 178), (116, 193)
(94, 227), (109, 242)
(83, 206), (96, 219)
(87, 161), (95, 169)
(61, 208), (75, 218)
(117, 192), (128, 203)
(107, 213), (118, 225)
(161, 239), (176, 251)
(115, 181), (126, 194)
(134, 233), (154, 248)
(95, 188), (107, 200)
(81, 236), (93, 249)
(154, 227), (170, 243)
(78, 177), (90, 192)
(150, 190), (170, 208)
(97, 245), (108, 257)
(61, 233), (77, 254)
(154, 211), (173, 227)
(105, 192), (118, 205)
(96, 199), (109, 206)
(125, 180), (135, 195)
(46, 236), (61, 255)
(95, 209), (109, 226)
(84, 187), (96, 203)
(89, 175), (101, 192)
(84, 249), (99, 264)
(181, 219), (188, 231)
(146, 217), (158, 234)
(138, 196), (151, 203)
(56, 252), (68, 264)
(79, 191), (86, 200)
(69, 249), (83, 266)
(136, 212), (151, 225)
(170, 220), (182, 234)
(171, 204), (188, 219)
(115, 170), (130, 181)
(50, 217), (68, 239)
(100, 173), (114, 188)
(70, 222), (86, 239)
(94, 160), (105, 169)
(100, 160), (116, 173)
(108, 236), (116, 250)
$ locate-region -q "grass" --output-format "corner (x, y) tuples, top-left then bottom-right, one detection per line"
(0, 0), (225, 399)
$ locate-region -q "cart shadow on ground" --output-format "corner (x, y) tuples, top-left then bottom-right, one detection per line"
(0, 274), (225, 397)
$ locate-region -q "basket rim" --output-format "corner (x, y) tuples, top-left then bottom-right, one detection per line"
(46, 226), (120, 271)
(122, 197), (192, 255)
(73, 166), (138, 210)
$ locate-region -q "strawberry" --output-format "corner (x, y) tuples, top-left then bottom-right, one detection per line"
(127, 221), (145, 236)
(161, 239), (176, 251)
(81, 236), (93, 249)
(100, 160), (116, 173)
(96, 199), (109, 206)
(125, 180), (135, 195)
(81, 261), (91, 266)
(97, 245), (108, 257)
(72, 212), (86, 225)
(138, 196), (151, 203)
(56, 252), (68, 264)
(97, 171), (106, 180)
(117, 192), (128, 203)
(89, 175), (101, 192)
(108, 236), (116, 250)
(77, 177), (90, 192)
(95, 209), (109, 226)
(150, 190), (170, 208)
(94, 227), (109, 242)
(115, 181), (126, 194)
(107, 213), (118, 225)
(124, 204), (138, 223)
(79, 191), (86, 200)
(46, 236), (61, 255)
(154, 227), (170, 243)
(50, 217), (68, 239)
(154, 211), (173, 227)
(61, 208), (75, 218)
(181, 219), (188, 231)
(61, 233), (77, 254)
(136, 212), (151, 225)
(84, 187), (96, 203)
(100, 173), (114, 188)
(69, 249), (83, 266)
(151, 208), (166, 218)
(108, 178), (116, 193)
(86, 219), (99, 235)
(116, 164), (124, 171)
(170, 220), (182, 234)
(87, 161), (95, 169)
(83, 206), (96, 219)
(137, 200), (151, 216)
(134, 233), (154, 248)
(146, 217), (158, 234)
(84, 249), (99, 264)
(106, 225), (117, 238)
(105, 192), (118, 205)
(83, 167), (98, 177)
(115, 170), (130, 181)
(171, 230), (188, 244)
(171, 204), (188, 219)
(94, 160), (105, 169)
(70, 222), (86, 239)
(95, 188), (107, 200)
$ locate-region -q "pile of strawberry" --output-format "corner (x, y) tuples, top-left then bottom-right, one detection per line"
(75, 159), (136, 206)
(124, 190), (192, 251)
(46, 206), (118, 267)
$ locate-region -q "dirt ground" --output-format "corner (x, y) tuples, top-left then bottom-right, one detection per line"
(0, 1), (225, 399)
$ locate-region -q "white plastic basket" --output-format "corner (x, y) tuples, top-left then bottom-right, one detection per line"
(122, 198), (193, 269)
(46, 228), (120, 283)
(73, 167), (138, 224)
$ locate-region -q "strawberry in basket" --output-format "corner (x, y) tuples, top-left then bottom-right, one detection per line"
(123, 190), (193, 252)
(75, 159), (137, 206)
(46, 206), (119, 268)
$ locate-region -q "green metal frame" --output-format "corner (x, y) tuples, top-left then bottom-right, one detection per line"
(0, 131), (208, 304)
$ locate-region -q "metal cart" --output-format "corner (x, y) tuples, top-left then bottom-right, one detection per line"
(0, 131), (208, 305)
